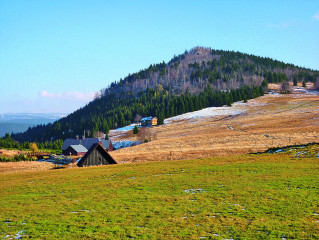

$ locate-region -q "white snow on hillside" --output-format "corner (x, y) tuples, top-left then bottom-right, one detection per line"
(112, 140), (141, 150)
(111, 124), (138, 132)
(164, 106), (244, 123)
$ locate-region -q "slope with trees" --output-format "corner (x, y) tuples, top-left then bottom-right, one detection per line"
(11, 47), (319, 143)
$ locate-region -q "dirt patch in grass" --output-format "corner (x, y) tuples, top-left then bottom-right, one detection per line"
(0, 161), (55, 174)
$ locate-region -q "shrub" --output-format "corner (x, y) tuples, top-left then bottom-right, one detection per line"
(133, 125), (139, 134)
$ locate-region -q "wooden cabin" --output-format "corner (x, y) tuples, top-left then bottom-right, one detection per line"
(140, 117), (158, 127)
(77, 143), (117, 167)
(63, 144), (87, 156)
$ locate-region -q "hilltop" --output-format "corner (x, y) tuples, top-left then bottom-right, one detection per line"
(11, 47), (319, 142)
(106, 46), (318, 95)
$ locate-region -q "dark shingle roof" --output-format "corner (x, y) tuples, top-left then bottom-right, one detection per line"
(80, 138), (100, 150)
(62, 138), (81, 150)
(62, 138), (100, 151)
(63, 138), (113, 152)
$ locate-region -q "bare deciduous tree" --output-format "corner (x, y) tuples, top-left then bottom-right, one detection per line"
(280, 80), (291, 94)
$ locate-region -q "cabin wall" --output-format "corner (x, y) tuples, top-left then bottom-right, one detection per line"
(82, 148), (109, 166)
(151, 118), (157, 125)
(63, 147), (77, 156)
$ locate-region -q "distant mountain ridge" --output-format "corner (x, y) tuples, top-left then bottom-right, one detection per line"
(11, 47), (319, 142)
(0, 113), (67, 124)
(0, 113), (66, 137)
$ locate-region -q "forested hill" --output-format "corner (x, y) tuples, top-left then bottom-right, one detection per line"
(104, 46), (318, 96)
(11, 47), (319, 143)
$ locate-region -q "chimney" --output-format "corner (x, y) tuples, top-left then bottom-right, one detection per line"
(76, 135), (79, 140)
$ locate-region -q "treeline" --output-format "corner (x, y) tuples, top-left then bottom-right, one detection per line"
(264, 72), (288, 83)
(0, 155), (35, 162)
(0, 133), (63, 150)
(12, 83), (265, 142)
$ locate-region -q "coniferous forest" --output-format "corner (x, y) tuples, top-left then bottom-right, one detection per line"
(11, 84), (265, 142)
(8, 47), (319, 143)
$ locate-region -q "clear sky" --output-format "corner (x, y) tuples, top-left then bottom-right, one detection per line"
(1, 0), (319, 114)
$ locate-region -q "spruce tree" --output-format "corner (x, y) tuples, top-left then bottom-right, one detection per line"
(133, 125), (139, 134)
(158, 111), (165, 125)
(302, 81), (306, 87)
(243, 95), (248, 103)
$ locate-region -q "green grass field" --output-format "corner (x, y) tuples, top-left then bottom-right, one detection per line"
(1, 145), (319, 239)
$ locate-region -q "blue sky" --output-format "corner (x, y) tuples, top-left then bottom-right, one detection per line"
(1, 0), (318, 114)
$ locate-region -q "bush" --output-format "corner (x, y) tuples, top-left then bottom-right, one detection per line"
(0, 155), (35, 162)
(133, 125), (139, 134)
(280, 80), (291, 94)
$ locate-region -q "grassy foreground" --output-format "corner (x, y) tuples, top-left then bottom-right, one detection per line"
(1, 145), (319, 239)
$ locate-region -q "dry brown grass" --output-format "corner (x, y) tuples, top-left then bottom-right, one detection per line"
(0, 161), (54, 174)
(0, 149), (25, 158)
(110, 85), (319, 163)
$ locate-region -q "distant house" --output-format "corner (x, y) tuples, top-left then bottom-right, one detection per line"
(101, 139), (114, 151)
(140, 117), (157, 127)
(77, 143), (117, 167)
(63, 145), (87, 156)
(62, 137), (113, 154)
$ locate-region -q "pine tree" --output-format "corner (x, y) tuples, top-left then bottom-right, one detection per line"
(119, 113), (125, 127)
(158, 111), (165, 125)
(102, 120), (109, 135)
(302, 81), (306, 87)
(243, 95), (248, 103)
(226, 96), (232, 107)
(133, 125), (139, 134)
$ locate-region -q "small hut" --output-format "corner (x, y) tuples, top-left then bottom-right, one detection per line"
(140, 117), (158, 127)
(64, 144), (87, 156)
(77, 143), (117, 167)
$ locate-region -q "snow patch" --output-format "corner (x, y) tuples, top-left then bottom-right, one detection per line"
(113, 140), (141, 150)
(184, 188), (206, 194)
(111, 124), (139, 132)
(164, 106), (244, 123)
(3, 230), (25, 239)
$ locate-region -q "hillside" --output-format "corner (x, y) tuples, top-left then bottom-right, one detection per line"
(11, 47), (319, 142)
(108, 83), (319, 163)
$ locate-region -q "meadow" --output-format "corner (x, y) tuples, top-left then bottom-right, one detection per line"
(110, 87), (319, 163)
(1, 144), (318, 239)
